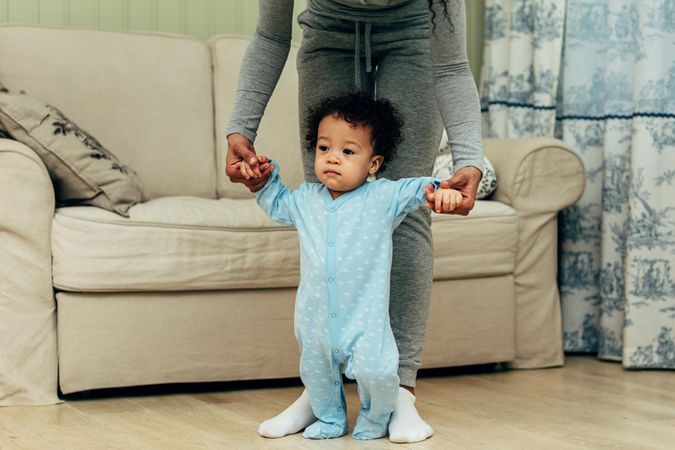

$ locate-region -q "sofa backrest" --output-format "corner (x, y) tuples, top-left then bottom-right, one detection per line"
(210, 36), (305, 199)
(0, 25), (216, 200)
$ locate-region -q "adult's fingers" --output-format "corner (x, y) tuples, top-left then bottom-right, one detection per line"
(247, 164), (275, 192)
(441, 167), (482, 215)
(441, 166), (481, 192)
(226, 133), (260, 179)
(453, 197), (473, 216)
(249, 175), (271, 192)
(226, 148), (253, 180)
(440, 171), (469, 191)
(235, 146), (261, 177)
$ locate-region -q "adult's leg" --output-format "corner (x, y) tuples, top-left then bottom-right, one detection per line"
(296, 12), (361, 182)
(373, 22), (443, 443)
(375, 30), (443, 390)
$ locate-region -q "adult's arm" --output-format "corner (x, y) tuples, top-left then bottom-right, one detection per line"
(226, 0), (295, 143)
(428, 0), (484, 175)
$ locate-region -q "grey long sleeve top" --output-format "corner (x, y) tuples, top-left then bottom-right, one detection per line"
(226, 0), (484, 174)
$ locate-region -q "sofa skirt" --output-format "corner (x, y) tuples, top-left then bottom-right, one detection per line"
(57, 275), (515, 394)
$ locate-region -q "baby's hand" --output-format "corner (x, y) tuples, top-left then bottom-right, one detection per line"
(423, 185), (464, 213)
(239, 155), (272, 180)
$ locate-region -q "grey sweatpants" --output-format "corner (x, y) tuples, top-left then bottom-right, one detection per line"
(296, 10), (444, 387)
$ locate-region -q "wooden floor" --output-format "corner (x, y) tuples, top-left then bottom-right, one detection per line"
(1, 356), (674, 450)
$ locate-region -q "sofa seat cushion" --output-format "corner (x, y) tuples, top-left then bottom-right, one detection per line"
(52, 196), (517, 292)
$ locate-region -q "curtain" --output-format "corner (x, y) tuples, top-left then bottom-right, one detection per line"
(480, 0), (675, 368)
(480, 0), (565, 137)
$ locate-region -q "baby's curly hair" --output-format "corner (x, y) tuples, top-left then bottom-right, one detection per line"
(305, 92), (403, 171)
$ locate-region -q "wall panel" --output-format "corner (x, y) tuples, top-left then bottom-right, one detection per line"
(185, 0), (211, 40)
(128, 0), (154, 32)
(214, 0), (236, 37)
(157, 0), (183, 34)
(67, 0), (97, 27)
(38, 0), (65, 26)
(8, 0), (37, 23)
(99, 0), (126, 30)
(0, 0), (484, 80)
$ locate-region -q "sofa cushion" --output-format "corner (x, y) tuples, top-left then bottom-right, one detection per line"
(52, 197), (517, 292)
(0, 25), (216, 200)
(0, 93), (143, 216)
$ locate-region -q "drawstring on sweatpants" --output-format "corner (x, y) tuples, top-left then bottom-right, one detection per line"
(354, 21), (373, 90)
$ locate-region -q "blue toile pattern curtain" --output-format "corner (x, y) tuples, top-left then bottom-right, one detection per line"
(480, 0), (675, 368)
(480, 0), (565, 137)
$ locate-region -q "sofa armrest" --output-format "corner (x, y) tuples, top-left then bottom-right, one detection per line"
(0, 138), (60, 405)
(483, 138), (585, 369)
(484, 138), (586, 215)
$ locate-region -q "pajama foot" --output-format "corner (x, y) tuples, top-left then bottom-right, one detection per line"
(302, 419), (349, 439)
(352, 413), (388, 440)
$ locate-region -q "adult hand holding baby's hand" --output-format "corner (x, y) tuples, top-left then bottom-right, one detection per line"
(226, 133), (274, 192)
(438, 166), (482, 216)
(238, 155), (273, 180)
(423, 185), (464, 214)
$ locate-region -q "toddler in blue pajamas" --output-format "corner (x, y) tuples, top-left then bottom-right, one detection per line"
(240, 93), (463, 440)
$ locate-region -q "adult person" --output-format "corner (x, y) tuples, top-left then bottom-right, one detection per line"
(225, 0), (483, 443)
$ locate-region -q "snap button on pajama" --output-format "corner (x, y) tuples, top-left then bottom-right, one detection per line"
(256, 163), (440, 440)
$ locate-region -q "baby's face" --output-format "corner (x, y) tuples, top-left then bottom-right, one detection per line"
(314, 114), (383, 199)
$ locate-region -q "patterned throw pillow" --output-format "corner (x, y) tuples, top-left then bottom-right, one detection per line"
(0, 93), (143, 216)
(432, 133), (498, 199)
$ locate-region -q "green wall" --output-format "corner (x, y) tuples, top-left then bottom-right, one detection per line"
(0, 0), (483, 82)
(465, 0), (485, 84)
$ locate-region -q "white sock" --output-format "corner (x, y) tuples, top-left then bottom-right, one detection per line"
(388, 387), (434, 443)
(258, 390), (316, 438)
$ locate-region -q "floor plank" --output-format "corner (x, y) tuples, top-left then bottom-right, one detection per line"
(1, 356), (673, 449)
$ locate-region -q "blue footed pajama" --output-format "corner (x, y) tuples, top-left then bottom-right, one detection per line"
(256, 162), (441, 440)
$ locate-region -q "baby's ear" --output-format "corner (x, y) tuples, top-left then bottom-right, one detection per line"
(369, 155), (385, 175)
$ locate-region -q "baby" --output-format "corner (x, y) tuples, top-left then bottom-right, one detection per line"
(240, 92), (462, 440)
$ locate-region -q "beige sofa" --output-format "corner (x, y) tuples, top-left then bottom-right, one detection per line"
(0, 25), (585, 406)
